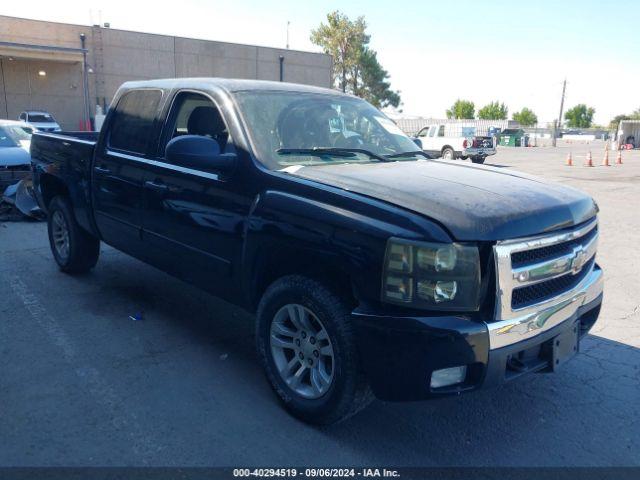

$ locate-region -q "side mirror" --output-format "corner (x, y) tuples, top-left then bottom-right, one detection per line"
(165, 135), (237, 176)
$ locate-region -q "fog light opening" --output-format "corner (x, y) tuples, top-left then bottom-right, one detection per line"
(430, 365), (467, 389)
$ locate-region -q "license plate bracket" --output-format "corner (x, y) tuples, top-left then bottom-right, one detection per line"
(552, 324), (579, 370)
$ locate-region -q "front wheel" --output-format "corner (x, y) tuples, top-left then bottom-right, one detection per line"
(256, 275), (373, 424)
(471, 156), (486, 164)
(47, 196), (100, 273)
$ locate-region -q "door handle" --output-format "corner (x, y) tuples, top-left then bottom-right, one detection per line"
(144, 180), (169, 192)
(94, 166), (111, 174)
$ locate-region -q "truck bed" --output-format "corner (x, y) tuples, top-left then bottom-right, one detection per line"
(30, 131), (99, 234)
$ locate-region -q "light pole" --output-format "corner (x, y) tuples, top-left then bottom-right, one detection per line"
(286, 21), (290, 49)
(79, 33), (91, 130)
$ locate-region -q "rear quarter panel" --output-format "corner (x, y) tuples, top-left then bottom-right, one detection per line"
(31, 133), (98, 235)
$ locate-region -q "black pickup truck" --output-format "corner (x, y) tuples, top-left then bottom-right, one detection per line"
(31, 79), (603, 424)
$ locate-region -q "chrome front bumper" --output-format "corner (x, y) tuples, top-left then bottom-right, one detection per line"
(488, 218), (602, 350)
(487, 264), (603, 349)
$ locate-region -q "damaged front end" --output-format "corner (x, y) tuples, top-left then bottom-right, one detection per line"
(1, 174), (45, 221)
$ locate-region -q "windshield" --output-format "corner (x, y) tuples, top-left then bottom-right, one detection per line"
(234, 91), (421, 169)
(28, 113), (55, 123)
(0, 125), (32, 147)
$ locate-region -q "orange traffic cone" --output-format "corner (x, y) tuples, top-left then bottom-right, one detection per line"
(616, 150), (623, 165)
(585, 151), (594, 167)
(566, 152), (573, 166)
(602, 149), (610, 166)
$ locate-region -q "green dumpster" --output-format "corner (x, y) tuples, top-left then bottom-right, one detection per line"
(499, 128), (526, 147)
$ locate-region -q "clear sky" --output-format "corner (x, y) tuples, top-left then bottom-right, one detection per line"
(2, 0), (638, 125)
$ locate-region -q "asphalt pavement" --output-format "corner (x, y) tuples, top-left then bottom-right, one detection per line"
(0, 141), (638, 467)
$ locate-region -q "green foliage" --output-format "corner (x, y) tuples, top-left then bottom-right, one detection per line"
(631, 108), (640, 119)
(478, 101), (508, 120)
(564, 104), (595, 128)
(609, 114), (631, 130)
(356, 49), (401, 108)
(512, 107), (538, 126)
(446, 99), (475, 119)
(310, 11), (400, 108)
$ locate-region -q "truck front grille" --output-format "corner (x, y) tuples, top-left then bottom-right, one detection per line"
(493, 218), (598, 321)
(511, 257), (595, 309)
(511, 226), (598, 268)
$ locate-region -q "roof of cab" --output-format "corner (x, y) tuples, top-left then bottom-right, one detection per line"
(118, 78), (351, 97)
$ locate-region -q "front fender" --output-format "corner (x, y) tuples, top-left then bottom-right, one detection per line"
(241, 189), (450, 308)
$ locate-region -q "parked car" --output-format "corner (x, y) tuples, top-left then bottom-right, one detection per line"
(413, 123), (496, 163)
(0, 119), (33, 189)
(18, 110), (61, 132)
(31, 79), (603, 425)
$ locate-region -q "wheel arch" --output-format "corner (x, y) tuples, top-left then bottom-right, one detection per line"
(248, 244), (357, 312)
(39, 173), (70, 211)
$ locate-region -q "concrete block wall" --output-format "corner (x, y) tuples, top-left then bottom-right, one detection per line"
(0, 15), (332, 129)
(0, 58), (85, 128)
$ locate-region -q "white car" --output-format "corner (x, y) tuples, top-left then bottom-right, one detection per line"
(0, 119), (33, 189)
(18, 110), (61, 132)
(414, 123), (496, 164)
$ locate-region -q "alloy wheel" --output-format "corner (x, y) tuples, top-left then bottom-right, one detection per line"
(51, 210), (70, 261)
(269, 304), (335, 399)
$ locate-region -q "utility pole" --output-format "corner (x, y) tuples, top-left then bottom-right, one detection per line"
(553, 78), (566, 147)
(286, 21), (290, 49)
(79, 33), (91, 131)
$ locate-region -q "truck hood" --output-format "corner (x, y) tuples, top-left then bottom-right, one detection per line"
(289, 160), (597, 241)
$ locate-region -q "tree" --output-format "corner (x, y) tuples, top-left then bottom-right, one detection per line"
(357, 49), (401, 108)
(564, 104), (595, 128)
(631, 107), (640, 119)
(446, 99), (475, 119)
(478, 101), (508, 120)
(609, 114), (630, 131)
(310, 11), (367, 93)
(311, 11), (400, 107)
(512, 107), (538, 126)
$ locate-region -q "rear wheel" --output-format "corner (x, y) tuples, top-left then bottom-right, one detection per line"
(47, 196), (100, 273)
(441, 147), (455, 160)
(471, 156), (486, 164)
(256, 275), (373, 424)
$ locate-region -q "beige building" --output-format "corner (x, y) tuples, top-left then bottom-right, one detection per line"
(0, 15), (332, 129)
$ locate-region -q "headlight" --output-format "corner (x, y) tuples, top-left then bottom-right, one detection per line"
(382, 238), (481, 311)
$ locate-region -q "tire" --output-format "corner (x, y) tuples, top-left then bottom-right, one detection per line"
(471, 156), (486, 164)
(256, 275), (373, 424)
(47, 196), (100, 274)
(460, 155), (468, 160)
(441, 147), (455, 160)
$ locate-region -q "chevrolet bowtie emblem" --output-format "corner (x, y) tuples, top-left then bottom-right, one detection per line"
(571, 246), (587, 274)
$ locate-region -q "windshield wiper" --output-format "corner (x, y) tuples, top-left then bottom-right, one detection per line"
(276, 147), (391, 162)
(385, 150), (432, 159)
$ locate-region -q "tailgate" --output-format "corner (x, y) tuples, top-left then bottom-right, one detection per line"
(472, 136), (495, 149)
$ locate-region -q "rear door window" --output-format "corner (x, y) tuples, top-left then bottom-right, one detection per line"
(109, 89), (162, 155)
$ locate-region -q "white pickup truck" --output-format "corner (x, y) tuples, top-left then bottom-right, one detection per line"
(413, 124), (496, 164)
